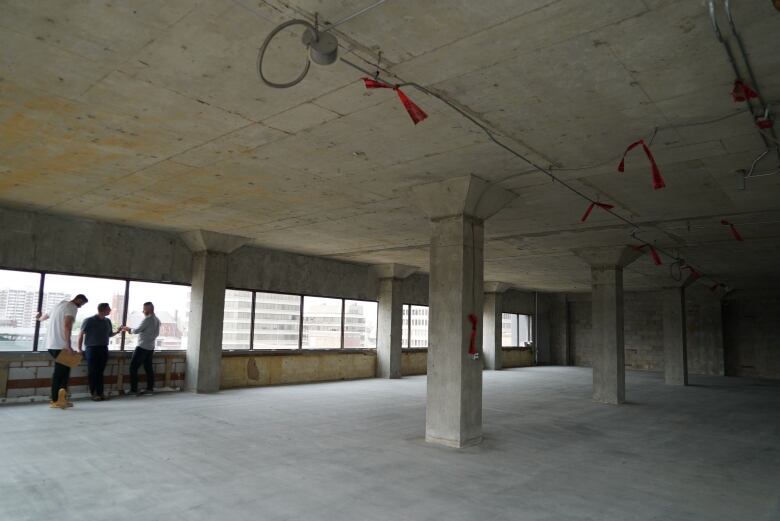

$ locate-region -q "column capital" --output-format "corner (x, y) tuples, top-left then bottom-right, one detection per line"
(484, 281), (510, 293)
(574, 245), (642, 269)
(410, 174), (515, 221)
(181, 230), (250, 254)
(372, 263), (418, 280)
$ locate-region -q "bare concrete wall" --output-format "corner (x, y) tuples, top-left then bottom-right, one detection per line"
(220, 351), (376, 388)
(401, 350), (427, 376)
(566, 290), (724, 376)
(227, 246), (381, 300)
(723, 294), (780, 379)
(0, 206), (192, 283)
(502, 348), (534, 368)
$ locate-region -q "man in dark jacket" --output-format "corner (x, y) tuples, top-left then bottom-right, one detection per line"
(78, 303), (121, 401)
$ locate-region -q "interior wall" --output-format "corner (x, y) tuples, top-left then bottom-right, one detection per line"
(0, 206), (192, 284)
(723, 293), (780, 379)
(565, 290), (725, 376)
(0, 352), (186, 402)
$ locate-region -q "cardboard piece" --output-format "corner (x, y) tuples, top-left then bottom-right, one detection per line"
(55, 350), (83, 369)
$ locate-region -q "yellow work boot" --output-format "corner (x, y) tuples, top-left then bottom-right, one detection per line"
(52, 388), (70, 409)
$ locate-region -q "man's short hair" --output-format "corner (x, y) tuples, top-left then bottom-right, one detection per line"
(97, 303), (110, 313)
(143, 301), (154, 310)
(74, 294), (88, 303)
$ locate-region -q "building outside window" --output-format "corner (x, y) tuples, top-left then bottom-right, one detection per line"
(126, 281), (190, 350)
(502, 313), (532, 347)
(344, 300), (377, 349)
(222, 289), (253, 350)
(402, 304), (428, 348)
(40, 273), (126, 350)
(253, 292), (301, 350)
(302, 296), (342, 349)
(0, 269), (41, 351)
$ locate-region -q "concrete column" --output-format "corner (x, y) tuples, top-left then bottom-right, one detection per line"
(412, 175), (514, 447)
(575, 246), (641, 405)
(377, 278), (403, 378)
(182, 230), (248, 394)
(662, 287), (688, 386)
(483, 282), (508, 370)
(374, 264), (417, 379)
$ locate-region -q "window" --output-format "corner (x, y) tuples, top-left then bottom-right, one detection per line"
(222, 289), (253, 350)
(402, 304), (428, 348)
(410, 305), (429, 348)
(344, 300), (377, 349)
(126, 281), (190, 350)
(302, 296), (342, 349)
(502, 313), (532, 347)
(0, 269), (41, 351)
(254, 292), (301, 350)
(41, 273), (126, 351)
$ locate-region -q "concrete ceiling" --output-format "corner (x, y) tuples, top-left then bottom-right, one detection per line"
(1, 0), (779, 292)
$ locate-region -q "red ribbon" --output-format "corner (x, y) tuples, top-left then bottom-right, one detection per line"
(580, 202), (614, 222)
(720, 220), (744, 241)
(362, 78), (428, 125)
(468, 313), (478, 358)
(731, 80), (758, 102)
(617, 139), (666, 190)
(682, 265), (701, 279)
(632, 244), (662, 266)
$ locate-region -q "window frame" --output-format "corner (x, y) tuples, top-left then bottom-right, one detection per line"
(223, 286), (379, 352)
(0, 264), (380, 354)
(401, 303), (429, 349)
(0, 265), (191, 353)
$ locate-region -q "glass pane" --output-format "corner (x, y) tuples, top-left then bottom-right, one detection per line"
(344, 300), (377, 349)
(126, 282), (190, 350)
(302, 296), (342, 349)
(254, 292), (300, 350)
(401, 304), (409, 348)
(41, 274), (126, 351)
(410, 305), (429, 348)
(0, 269), (41, 351)
(519, 314), (532, 345)
(502, 313), (518, 347)
(222, 289), (252, 350)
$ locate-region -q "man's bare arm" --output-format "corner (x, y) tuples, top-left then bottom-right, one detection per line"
(64, 315), (75, 352)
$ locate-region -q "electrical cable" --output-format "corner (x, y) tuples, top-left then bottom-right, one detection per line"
(339, 57), (730, 290)
(257, 19), (314, 88)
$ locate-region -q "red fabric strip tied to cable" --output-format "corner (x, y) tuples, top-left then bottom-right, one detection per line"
(631, 244), (662, 266)
(580, 201), (614, 222)
(720, 220), (744, 242)
(617, 139), (666, 190)
(362, 78), (428, 125)
(468, 314), (479, 359)
(682, 265), (701, 279)
(731, 80), (758, 102)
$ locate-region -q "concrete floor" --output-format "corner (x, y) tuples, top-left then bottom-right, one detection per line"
(1, 367), (778, 521)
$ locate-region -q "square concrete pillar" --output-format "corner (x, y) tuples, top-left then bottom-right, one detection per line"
(182, 230), (248, 394)
(377, 278), (403, 378)
(575, 246), (642, 405)
(426, 214), (485, 446)
(483, 282), (509, 370)
(662, 287), (688, 386)
(412, 175), (515, 447)
(374, 264), (417, 379)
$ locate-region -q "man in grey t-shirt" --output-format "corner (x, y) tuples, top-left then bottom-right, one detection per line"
(125, 301), (161, 396)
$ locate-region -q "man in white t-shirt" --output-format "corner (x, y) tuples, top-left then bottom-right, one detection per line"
(37, 294), (88, 406)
